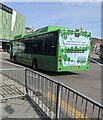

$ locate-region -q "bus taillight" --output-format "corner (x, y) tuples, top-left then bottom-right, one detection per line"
(88, 55), (90, 61)
(58, 56), (61, 58)
(58, 56), (62, 62)
(58, 60), (61, 62)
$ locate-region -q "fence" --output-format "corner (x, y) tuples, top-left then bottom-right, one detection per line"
(25, 69), (103, 119)
(0, 68), (103, 119)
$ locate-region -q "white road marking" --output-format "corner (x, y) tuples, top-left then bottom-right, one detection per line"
(90, 58), (103, 67)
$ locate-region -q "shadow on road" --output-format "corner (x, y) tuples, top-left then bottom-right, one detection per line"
(4, 58), (80, 76)
(37, 69), (79, 76)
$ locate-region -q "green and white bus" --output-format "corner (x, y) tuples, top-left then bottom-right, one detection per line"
(9, 26), (92, 72)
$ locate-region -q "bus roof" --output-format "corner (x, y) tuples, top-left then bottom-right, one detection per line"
(24, 26), (70, 38)
(34, 26), (69, 33)
(14, 34), (26, 40)
(14, 26), (70, 40)
(13, 26), (91, 40)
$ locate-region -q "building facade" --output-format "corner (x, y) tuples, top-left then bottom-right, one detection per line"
(92, 38), (103, 48)
(0, 3), (25, 51)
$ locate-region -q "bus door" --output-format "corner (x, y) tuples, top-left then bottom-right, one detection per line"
(14, 42), (25, 63)
(21, 42), (32, 66)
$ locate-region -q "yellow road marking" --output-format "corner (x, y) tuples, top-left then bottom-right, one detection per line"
(47, 92), (89, 119)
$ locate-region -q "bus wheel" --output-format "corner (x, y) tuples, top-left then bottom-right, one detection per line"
(32, 59), (38, 70)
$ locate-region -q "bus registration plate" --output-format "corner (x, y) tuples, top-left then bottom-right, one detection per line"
(71, 66), (78, 70)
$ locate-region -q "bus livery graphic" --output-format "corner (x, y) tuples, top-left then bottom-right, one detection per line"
(60, 33), (90, 66)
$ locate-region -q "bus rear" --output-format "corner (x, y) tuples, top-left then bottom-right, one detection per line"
(57, 28), (91, 72)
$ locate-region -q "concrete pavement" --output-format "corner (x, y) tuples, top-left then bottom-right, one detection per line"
(1, 97), (44, 119)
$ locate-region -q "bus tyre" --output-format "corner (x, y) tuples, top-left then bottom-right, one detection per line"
(32, 60), (38, 70)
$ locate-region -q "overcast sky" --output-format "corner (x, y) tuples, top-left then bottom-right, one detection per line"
(4, 2), (101, 39)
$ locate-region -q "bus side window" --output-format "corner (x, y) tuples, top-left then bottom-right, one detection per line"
(44, 37), (57, 56)
(24, 42), (31, 53)
(32, 40), (43, 54)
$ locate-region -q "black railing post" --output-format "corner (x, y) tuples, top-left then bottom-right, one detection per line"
(55, 83), (61, 120)
(25, 69), (28, 96)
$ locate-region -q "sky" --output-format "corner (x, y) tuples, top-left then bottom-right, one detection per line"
(3, 1), (101, 39)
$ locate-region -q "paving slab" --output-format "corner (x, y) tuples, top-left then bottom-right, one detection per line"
(1, 97), (45, 119)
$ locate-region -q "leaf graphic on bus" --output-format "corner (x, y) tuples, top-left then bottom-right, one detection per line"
(64, 35), (67, 40)
(61, 48), (64, 53)
(75, 46), (77, 51)
(63, 54), (68, 61)
(67, 57), (70, 62)
(71, 47), (73, 51)
(63, 47), (67, 53)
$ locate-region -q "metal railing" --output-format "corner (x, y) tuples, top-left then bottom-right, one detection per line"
(0, 68), (103, 119)
(25, 69), (103, 119)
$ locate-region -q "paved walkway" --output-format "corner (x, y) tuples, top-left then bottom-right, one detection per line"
(1, 97), (44, 119)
